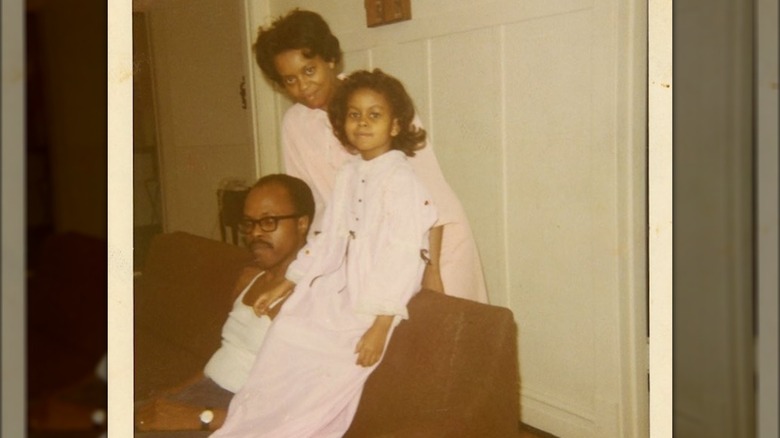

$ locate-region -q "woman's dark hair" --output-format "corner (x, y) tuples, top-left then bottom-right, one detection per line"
(254, 9), (342, 86)
(328, 69), (426, 157)
(253, 174), (315, 224)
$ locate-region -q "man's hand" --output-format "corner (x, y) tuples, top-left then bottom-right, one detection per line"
(355, 315), (394, 367)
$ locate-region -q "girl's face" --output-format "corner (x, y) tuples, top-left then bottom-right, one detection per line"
(273, 49), (338, 110)
(345, 88), (400, 161)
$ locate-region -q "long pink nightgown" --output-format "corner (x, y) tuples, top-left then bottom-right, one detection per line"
(211, 150), (438, 438)
(281, 102), (489, 304)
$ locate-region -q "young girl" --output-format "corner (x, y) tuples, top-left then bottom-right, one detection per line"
(253, 8), (489, 304)
(210, 70), (438, 437)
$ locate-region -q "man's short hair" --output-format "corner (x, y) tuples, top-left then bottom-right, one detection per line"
(253, 174), (315, 223)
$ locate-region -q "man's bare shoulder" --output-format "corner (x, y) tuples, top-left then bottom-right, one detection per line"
(230, 264), (265, 301)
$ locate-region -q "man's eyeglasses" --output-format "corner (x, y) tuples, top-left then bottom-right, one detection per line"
(238, 214), (301, 234)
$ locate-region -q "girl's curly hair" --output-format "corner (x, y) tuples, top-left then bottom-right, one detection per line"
(328, 69), (427, 157)
(253, 9), (342, 86)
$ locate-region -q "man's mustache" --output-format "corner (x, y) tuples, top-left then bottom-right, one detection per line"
(248, 238), (273, 251)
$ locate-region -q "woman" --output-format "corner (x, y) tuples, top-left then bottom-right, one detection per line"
(253, 9), (488, 303)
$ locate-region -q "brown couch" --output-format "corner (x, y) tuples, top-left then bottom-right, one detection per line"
(135, 232), (520, 437)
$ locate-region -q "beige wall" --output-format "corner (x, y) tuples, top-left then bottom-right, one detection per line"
(247, 1), (648, 436)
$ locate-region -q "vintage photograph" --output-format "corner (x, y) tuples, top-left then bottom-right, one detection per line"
(129, 1), (649, 436)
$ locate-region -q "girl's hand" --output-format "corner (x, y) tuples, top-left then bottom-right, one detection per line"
(355, 315), (394, 367)
(244, 277), (295, 317)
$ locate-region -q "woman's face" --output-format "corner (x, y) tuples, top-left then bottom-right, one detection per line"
(273, 49), (338, 110)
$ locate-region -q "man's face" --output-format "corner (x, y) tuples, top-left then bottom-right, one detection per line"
(241, 184), (308, 272)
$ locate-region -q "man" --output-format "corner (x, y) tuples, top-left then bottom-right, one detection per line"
(135, 174), (314, 432)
